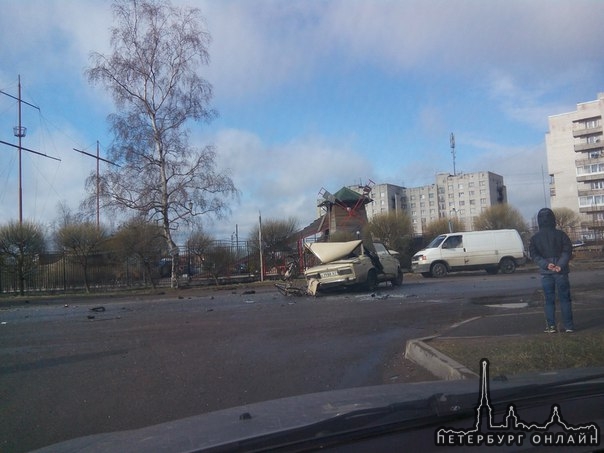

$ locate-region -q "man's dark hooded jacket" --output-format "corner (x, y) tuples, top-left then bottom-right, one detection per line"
(529, 208), (572, 274)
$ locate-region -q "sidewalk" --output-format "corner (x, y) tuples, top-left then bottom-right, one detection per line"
(405, 295), (604, 380)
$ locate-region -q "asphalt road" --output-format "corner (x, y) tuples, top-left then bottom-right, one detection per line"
(0, 268), (601, 452)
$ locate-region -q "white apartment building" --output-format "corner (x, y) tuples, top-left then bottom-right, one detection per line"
(361, 183), (407, 219)
(546, 93), (604, 240)
(351, 171), (507, 236)
(434, 172), (506, 233)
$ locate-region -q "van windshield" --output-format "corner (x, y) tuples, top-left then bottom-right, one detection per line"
(426, 235), (446, 248)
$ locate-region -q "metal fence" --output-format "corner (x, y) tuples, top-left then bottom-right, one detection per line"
(0, 241), (261, 295)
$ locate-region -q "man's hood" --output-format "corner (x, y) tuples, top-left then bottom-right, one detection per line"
(537, 208), (556, 229)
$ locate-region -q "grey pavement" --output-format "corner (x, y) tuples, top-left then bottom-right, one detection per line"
(406, 293), (604, 380)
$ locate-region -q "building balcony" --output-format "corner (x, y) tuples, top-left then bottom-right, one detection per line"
(575, 155), (604, 167)
(577, 173), (604, 183)
(578, 188), (604, 197)
(573, 125), (603, 137)
(574, 141), (603, 153)
(579, 205), (604, 214)
(582, 220), (604, 230)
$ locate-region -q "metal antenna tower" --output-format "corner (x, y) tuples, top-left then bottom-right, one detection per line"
(450, 132), (456, 176)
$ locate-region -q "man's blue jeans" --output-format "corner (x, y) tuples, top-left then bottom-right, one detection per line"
(542, 273), (573, 330)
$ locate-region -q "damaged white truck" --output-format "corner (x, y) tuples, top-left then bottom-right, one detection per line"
(303, 240), (403, 296)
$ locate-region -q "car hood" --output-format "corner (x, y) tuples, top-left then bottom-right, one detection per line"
(305, 240), (362, 263)
(32, 367), (604, 452)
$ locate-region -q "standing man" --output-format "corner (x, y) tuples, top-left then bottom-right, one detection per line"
(529, 208), (574, 333)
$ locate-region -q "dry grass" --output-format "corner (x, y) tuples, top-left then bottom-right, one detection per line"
(429, 330), (604, 377)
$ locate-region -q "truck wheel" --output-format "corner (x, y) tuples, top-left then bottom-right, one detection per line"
(431, 262), (447, 278)
(365, 269), (378, 291)
(391, 268), (403, 286)
(500, 258), (516, 274)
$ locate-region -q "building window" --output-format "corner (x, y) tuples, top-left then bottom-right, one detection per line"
(458, 192), (464, 198)
(591, 181), (604, 190)
(577, 163), (604, 176)
(585, 118), (601, 129)
(579, 195), (604, 207)
(586, 135), (602, 144)
(481, 198), (487, 205)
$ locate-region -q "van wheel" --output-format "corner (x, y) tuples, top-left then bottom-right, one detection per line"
(365, 269), (378, 291)
(431, 263), (447, 278)
(500, 258), (516, 274)
(391, 269), (403, 286)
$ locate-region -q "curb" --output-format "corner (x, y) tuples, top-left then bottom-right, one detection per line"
(405, 336), (479, 380)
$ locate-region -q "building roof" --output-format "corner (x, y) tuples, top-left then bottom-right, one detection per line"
(318, 186), (372, 207)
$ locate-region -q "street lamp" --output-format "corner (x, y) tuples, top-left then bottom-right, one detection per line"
(449, 208), (457, 233)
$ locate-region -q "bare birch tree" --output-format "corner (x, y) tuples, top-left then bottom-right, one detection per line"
(86, 0), (236, 287)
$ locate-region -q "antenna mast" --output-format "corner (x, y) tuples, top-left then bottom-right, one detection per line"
(450, 132), (456, 176)
(0, 75), (61, 223)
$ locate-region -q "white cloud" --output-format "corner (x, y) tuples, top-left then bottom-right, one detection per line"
(205, 128), (374, 238)
(464, 137), (549, 221)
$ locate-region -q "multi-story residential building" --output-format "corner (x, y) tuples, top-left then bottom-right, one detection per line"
(546, 93), (604, 240)
(350, 171), (507, 236)
(405, 184), (439, 233)
(361, 183), (407, 219)
(434, 172), (506, 233)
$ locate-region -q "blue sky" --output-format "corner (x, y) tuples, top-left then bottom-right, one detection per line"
(1, 0), (604, 241)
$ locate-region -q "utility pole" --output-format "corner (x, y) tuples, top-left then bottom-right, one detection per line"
(0, 75), (60, 223)
(16, 77), (24, 223)
(259, 212), (264, 282)
(73, 141), (119, 229)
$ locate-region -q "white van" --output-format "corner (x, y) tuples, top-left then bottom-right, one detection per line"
(411, 229), (526, 278)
